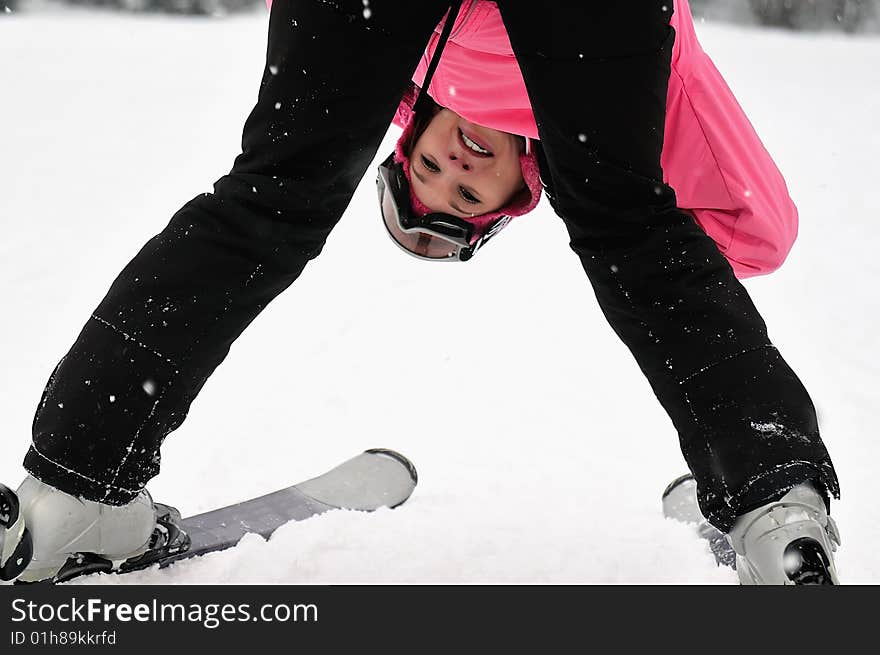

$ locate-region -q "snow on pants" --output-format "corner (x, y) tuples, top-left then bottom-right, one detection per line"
(24, 0), (838, 533)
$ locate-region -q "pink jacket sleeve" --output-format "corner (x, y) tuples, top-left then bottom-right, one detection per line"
(663, 1), (799, 278)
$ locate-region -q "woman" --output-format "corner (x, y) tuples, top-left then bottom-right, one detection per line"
(381, 0), (799, 277)
(0, 0), (839, 585)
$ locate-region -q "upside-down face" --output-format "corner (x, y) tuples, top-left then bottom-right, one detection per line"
(409, 108), (526, 219)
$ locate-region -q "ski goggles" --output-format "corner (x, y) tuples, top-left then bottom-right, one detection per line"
(376, 154), (511, 262)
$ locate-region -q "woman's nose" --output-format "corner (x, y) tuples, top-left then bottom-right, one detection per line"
(448, 154), (471, 171)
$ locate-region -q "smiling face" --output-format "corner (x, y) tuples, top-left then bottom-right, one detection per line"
(409, 108), (526, 219)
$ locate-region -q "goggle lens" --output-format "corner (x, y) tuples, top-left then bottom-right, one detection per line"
(380, 186), (460, 260)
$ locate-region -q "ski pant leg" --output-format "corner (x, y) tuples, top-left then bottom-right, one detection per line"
(496, 1), (838, 532)
(23, 0), (450, 505)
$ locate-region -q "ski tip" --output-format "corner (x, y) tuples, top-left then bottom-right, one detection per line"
(364, 449), (419, 486)
(662, 473), (695, 500)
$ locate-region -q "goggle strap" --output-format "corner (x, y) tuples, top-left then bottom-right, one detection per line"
(470, 216), (513, 254)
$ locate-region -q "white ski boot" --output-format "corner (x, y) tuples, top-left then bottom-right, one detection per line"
(727, 482), (841, 585)
(0, 476), (157, 583)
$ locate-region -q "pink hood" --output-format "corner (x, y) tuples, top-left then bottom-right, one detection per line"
(409, 1), (539, 140)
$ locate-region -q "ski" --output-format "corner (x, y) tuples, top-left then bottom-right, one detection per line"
(36, 448), (417, 584)
(662, 473), (737, 570)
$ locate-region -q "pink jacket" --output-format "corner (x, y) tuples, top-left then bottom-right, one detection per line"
(268, 0), (798, 278)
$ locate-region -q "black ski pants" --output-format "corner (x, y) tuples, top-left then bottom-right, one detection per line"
(24, 0), (838, 533)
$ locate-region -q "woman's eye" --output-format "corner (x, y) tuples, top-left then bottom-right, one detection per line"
(459, 187), (480, 204)
(421, 156), (440, 173)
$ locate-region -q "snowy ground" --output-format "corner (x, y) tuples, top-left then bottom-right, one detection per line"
(1, 3), (878, 584)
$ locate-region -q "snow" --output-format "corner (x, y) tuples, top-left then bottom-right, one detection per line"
(1, 3), (878, 584)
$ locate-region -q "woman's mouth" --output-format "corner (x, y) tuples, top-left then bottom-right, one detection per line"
(459, 128), (493, 157)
